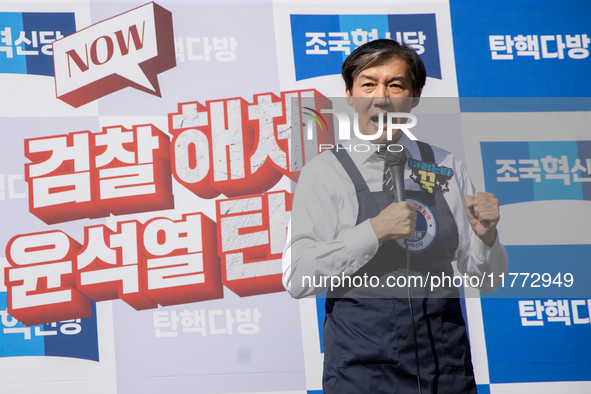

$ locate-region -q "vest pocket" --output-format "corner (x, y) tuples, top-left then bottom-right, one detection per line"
(330, 299), (400, 368)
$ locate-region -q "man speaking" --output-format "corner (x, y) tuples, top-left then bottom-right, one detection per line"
(282, 39), (508, 393)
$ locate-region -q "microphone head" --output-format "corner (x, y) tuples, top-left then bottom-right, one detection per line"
(384, 146), (407, 167)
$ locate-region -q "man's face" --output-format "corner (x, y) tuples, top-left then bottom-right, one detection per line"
(346, 57), (421, 144)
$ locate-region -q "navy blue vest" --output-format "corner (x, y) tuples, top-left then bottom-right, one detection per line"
(322, 142), (476, 394)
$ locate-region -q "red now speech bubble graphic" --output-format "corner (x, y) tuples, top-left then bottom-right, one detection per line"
(53, 2), (175, 108)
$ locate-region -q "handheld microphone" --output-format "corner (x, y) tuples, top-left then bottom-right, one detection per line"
(384, 144), (422, 394)
(384, 146), (407, 203)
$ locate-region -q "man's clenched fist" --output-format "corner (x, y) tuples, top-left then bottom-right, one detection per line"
(464, 192), (500, 247)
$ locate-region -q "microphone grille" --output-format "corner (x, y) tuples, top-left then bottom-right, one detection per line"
(384, 147), (407, 166)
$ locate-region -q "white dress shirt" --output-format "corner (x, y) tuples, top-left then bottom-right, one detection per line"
(282, 134), (509, 298)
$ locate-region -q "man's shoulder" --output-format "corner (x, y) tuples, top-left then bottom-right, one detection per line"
(417, 142), (475, 195)
(414, 141), (472, 186)
(294, 148), (356, 198)
(416, 141), (460, 167)
(299, 149), (342, 175)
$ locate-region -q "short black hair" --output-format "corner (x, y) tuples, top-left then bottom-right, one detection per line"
(342, 39), (427, 94)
